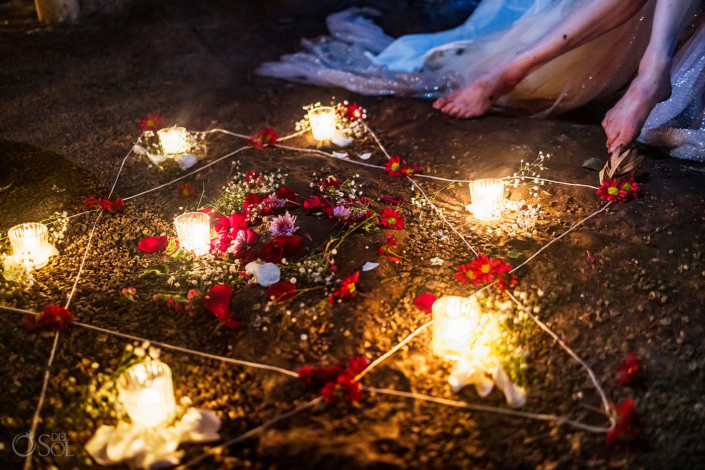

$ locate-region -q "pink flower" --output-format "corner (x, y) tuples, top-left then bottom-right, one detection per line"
(267, 193), (287, 211)
(269, 212), (298, 237)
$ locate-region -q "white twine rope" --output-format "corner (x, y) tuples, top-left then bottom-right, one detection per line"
(5, 120), (616, 469)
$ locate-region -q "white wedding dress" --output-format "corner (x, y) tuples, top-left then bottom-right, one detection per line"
(257, 0), (705, 160)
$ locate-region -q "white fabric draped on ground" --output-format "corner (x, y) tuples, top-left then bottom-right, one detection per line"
(257, 1), (705, 161)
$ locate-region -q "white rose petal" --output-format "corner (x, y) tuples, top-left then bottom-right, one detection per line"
(245, 261), (280, 287)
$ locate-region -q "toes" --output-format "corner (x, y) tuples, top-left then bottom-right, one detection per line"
(433, 97), (447, 109)
(441, 103), (456, 114)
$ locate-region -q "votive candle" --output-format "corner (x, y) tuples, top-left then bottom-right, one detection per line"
(308, 107), (336, 141)
(158, 126), (190, 155)
(432, 296), (480, 359)
(174, 212), (211, 256)
(469, 179), (504, 221)
(8, 223), (51, 269)
(117, 361), (176, 428)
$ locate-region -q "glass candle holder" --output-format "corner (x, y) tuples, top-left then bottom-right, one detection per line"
(308, 107), (336, 141)
(8, 223), (51, 269)
(157, 126), (190, 155)
(174, 212), (211, 256)
(117, 361), (176, 428)
(432, 296), (480, 360)
(469, 178), (504, 221)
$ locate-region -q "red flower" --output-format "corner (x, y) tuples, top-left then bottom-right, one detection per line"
(258, 240), (284, 264)
(321, 374), (362, 404)
(619, 177), (640, 199)
(276, 188), (299, 208)
(606, 399), (646, 448)
(347, 356), (368, 375)
(244, 193), (272, 216)
(298, 364), (346, 384)
(615, 353), (641, 386)
(454, 264), (480, 285)
(318, 176), (342, 197)
(378, 231), (400, 263)
(329, 272), (359, 303)
(243, 170), (263, 189)
(202, 285), (239, 328)
(415, 292), (438, 314)
(384, 156), (404, 177)
(138, 235), (169, 253)
(401, 164), (422, 176)
(380, 195), (404, 205)
(469, 253), (496, 283)
(274, 235), (304, 257)
(177, 183), (196, 198)
(337, 103), (364, 122)
(597, 179), (628, 202)
(83, 196), (124, 213)
(379, 208), (405, 230)
(266, 282), (297, 303)
(23, 305), (74, 332)
(247, 128), (278, 149)
(304, 196), (331, 215)
(138, 113), (165, 131)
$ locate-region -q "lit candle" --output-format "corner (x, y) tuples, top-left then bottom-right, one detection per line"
(158, 126), (190, 155)
(8, 223), (52, 269)
(174, 212), (211, 256)
(117, 361), (176, 428)
(432, 296), (480, 359)
(308, 107), (336, 141)
(469, 179), (504, 221)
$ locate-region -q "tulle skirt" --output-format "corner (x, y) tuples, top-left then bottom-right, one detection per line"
(257, 1), (705, 161)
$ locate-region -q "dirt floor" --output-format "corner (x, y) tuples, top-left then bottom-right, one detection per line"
(1, 1), (705, 469)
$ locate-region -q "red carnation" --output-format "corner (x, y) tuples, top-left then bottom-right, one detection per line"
(138, 235), (169, 253)
(321, 374), (362, 404)
(266, 282), (297, 303)
(138, 113), (165, 131)
(597, 179), (628, 202)
(23, 305), (74, 332)
(329, 272), (359, 303)
(298, 364), (346, 384)
(468, 253), (496, 283)
(177, 182), (196, 198)
(379, 208), (405, 230)
(379, 231), (401, 263)
(619, 177), (640, 199)
(454, 264), (480, 285)
(384, 156), (404, 177)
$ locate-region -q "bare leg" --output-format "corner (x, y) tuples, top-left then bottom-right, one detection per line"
(602, 0), (701, 151)
(433, 0), (648, 118)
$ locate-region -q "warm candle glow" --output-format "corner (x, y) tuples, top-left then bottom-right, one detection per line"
(158, 126), (191, 155)
(174, 212), (211, 256)
(469, 178), (504, 221)
(432, 296), (481, 359)
(117, 361), (176, 428)
(8, 223), (52, 269)
(308, 107), (336, 141)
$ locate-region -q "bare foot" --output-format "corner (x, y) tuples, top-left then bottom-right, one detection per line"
(433, 71), (517, 119)
(602, 67), (671, 151)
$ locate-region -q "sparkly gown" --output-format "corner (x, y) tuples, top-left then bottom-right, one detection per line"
(257, 1), (705, 160)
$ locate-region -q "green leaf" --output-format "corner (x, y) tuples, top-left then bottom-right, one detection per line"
(508, 251), (523, 259)
(582, 158), (604, 171)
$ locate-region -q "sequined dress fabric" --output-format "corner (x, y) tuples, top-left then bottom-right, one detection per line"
(257, 1), (705, 161)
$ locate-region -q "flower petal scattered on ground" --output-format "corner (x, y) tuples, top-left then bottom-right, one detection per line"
(138, 235), (169, 253)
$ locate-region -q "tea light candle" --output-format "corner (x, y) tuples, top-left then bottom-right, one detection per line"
(117, 361), (176, 428)
(308, 107), (336, 141)
(8, 223), (52, 269)
(432, 296), (480, 359)
(157, 126), (190, 155)
(469, 179), (504, 221)
(174, 212), (211, 256)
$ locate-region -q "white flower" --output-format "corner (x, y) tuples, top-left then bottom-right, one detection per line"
(245, 261), (280, 287)
(269, 212), (298, 237)
(430, 257), (444, 266)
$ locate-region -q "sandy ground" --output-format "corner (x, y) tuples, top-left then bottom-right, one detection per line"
(1, 1), (705, 469)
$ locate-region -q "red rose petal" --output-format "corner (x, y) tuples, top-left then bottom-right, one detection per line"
(266, 282), (296, 303)
(138, 235), (169, 253)
(414, 292), (437, 314)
